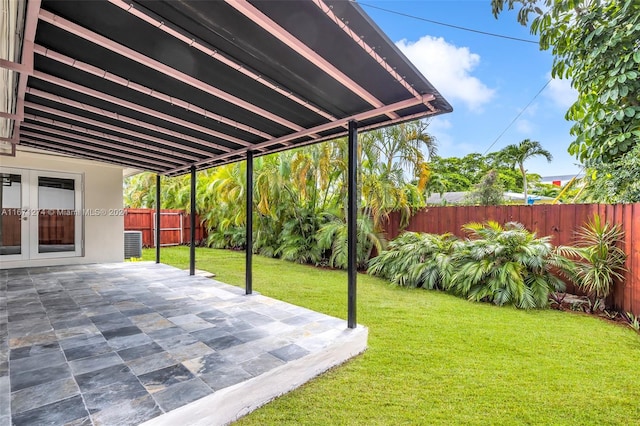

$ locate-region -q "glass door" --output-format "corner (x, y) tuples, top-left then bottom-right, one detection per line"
(29, 170), (83, 259)
(0, 169), (28, 261)
(0, 167), (83, 262)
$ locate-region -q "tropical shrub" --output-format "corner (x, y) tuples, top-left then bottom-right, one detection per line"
(449, 222), (572, 309)
(367, 232), (457, 288)
(317, 214), (384, 270)
(206, 226), (246, 250)
(557, 215), (627, 307)
(274, 207), (325, 265)
(369, 222), (575, 309)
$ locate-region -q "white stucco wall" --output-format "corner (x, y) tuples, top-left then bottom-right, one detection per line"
(1, 149), (124, 268)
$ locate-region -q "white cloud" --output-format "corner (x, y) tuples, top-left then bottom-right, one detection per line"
(425, 117), (475, 158)
(545, 76), (578, 109)
(516, 118), (533, 134)
(523, 102), (539, 117)
(429, 117), (452, 131)
(396, 35), (495, 111)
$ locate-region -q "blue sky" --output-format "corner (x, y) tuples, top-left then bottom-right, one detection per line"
(360, 0), (582, 177)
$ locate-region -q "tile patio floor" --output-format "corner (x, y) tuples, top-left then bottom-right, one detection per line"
(0, 262), (367, 426)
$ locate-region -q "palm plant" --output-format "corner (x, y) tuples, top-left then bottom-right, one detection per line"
(450, 221), (572, 309)
(364, 120), (437, 176)
(498, 139), (553, 204)
(123, 172), (157, 208)
(367, 231), (457, 289)
(557, 215), (627, 308)
(275, 207), (325, 264)
(122, 121), (440, 269)
(359, 123), (435, 232)
(317, 214), (385, 269)
(206, 225), (246, 250)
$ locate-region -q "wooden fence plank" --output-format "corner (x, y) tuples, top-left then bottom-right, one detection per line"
(384, 203), (640, 316)
(630, 204), (640, 315)
(124, 208), (206, 248)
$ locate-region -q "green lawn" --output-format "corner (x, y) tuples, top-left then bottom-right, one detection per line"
(144, 247), (640, 425)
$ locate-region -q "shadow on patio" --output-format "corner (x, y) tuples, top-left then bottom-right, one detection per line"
(0, 262), (367, 426)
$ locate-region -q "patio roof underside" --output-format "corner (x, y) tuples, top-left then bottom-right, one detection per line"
(4, 0), (452, 176)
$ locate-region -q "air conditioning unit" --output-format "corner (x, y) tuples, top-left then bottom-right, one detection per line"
(124, 231), (142, 259)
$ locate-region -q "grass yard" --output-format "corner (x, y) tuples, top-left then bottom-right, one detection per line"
(143, 247), (640, 425)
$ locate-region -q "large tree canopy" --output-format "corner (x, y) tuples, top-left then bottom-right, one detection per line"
(492, 0), (640, 195)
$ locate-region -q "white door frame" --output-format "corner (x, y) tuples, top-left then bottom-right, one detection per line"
(0, 167), (29, 261)
(0, 167), (83, 261)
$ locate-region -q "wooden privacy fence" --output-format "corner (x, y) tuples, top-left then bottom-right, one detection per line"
(385, 203), (640, 316)
(124, 208), (207, 247)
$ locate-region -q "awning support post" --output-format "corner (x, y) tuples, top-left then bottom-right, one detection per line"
(189, 165), (196, 276)
(245, 150), (253, 295)
(155, 174), (161, 263)
(347, 120), (358, 329)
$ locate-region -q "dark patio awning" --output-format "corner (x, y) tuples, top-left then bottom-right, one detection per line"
(2, 0), (452, 176)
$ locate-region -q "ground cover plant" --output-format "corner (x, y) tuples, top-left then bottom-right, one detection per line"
(557, 214), (627, 310)
(369, 221), (574, 309)
(449, 221), (572, 308)
(143, 247), (640, 425)
(367, 231), (456, 289)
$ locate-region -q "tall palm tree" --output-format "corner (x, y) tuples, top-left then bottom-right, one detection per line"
(358, 120), (437, 230)
(499, 139), (553, 204)
(362, 120), (437, 178)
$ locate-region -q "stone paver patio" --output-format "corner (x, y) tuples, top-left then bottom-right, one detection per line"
(0, 262), (367, 426)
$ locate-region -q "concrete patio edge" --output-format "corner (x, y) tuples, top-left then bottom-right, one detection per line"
(141, 325), (368, 426)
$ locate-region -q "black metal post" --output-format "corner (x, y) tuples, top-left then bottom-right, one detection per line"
(189, 165), (196, 276)
(347, 120), (358, 329)
(245, 150), (253, 295)
(155, 174), (161, 264)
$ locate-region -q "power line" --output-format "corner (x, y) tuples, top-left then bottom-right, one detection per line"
(482, 79), (552, 155)
(357, 2), (539, 45)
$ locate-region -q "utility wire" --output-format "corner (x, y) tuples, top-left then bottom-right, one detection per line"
(482, 79), (552, 155)
(357, 2), (539, 45)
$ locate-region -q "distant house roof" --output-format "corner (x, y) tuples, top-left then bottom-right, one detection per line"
(540, 174), (584, 183)
(425, 192), (469, 204)
(503, 192), (554, 201)
(426, 191), (554, 205)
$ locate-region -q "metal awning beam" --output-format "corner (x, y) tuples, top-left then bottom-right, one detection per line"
(38, 8), (308, 134)
(258, 110), (443, 162)
(108, 0), (338, 124)
(7, 0), (41, 142)
(21, 129), (171, 169)
(20, 136), (164, 172)
(169, 95), (435, 174)
(34, 44), (273, 142)
(226, 0), (398, 120)
(0, 112), (20, 120)
(312, 0), (436, 113)
(24, 113), (193, 163)
(21, 122), (179, 168)
(30, 72), (240, 152)
(23, 103), (205, 161)
(0, 58), (31, 74)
